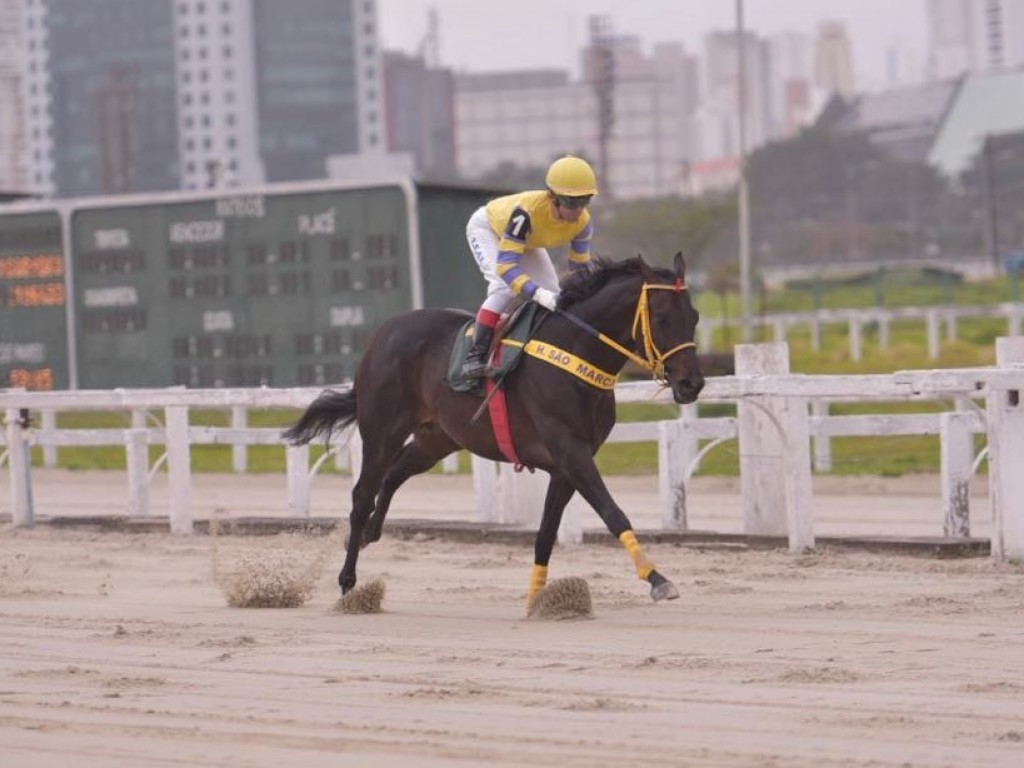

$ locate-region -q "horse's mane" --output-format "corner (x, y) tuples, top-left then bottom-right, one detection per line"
(559, 255), (674, 308)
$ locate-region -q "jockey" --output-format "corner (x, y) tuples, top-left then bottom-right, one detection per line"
(461, 154), (598, 379)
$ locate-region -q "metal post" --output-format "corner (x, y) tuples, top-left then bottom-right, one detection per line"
(736, 0), (752, 343)
(982, 135), (1000, 274)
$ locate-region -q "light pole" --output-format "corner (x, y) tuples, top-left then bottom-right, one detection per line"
(736, 0), (752, 342)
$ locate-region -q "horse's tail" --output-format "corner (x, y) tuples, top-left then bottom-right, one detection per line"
(282, 387), (358, 446)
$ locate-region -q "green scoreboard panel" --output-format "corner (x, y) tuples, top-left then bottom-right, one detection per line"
(70, 184), (412, 388)
(0, 210), (69, 390)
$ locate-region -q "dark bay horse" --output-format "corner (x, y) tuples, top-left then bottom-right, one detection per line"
(283, 253), (704, 610)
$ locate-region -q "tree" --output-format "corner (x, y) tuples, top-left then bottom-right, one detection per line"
(595, 194), (736, 270)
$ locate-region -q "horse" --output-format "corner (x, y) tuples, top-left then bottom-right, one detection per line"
(283, 252), (705, 611)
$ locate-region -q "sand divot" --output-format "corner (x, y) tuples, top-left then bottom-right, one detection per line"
(527, 577), (594, 620)
(210, 515), (349, 608)
(334, 578), (386, 614)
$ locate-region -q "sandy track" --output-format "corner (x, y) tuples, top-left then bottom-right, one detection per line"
(2, 525), (1022, 767)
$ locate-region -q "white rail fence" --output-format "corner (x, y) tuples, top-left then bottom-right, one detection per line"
(700, 303), (1024, 361)
(3, 339), (1023, 559)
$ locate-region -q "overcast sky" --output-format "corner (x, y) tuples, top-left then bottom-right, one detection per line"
(377, 0), (929, 89)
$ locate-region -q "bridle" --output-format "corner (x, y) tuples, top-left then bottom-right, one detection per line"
(631, 280), (698, 382)
(557, 279), (697, 384)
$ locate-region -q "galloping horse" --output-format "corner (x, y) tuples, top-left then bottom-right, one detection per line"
(283, 253), (704, 609)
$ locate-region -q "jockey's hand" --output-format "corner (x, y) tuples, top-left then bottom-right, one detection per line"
(533, 287), (559, 312)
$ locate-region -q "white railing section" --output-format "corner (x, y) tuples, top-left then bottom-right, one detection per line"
(3, 339), (1023, 559)
(699, 303), (1024, 361)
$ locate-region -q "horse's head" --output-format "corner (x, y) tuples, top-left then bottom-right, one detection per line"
(636, 252), (705, 404)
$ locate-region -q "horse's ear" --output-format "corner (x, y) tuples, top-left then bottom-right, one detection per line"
(673, 251), (687, 279)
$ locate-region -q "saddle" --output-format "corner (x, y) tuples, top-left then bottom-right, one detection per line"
(447, 301), (539, 394)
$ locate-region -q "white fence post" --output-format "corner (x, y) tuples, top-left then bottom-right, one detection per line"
(471, 455), (499, 523)
(658, 418), (690, 529)
(945, 312), (958, 343)
(125, 428), (150, 517)
(285, 444), (310, 516)
(927, 310), (941, 360)
(849, 319), (863, 362)
(783, 400), (814, 552)
(231, 405), (247, 472)
(498, 464), (546, 527)
(736, 343), (814, 551)
(940, 411), (974, 537)
(811, 399), (832, 472)
(164, 405), (192, 535)
(737, 343), (788, 536)
(878, 316), (891, 351)
(5, 407), (34, 527)
(989, 337), (1024, 560)
(41, 409), (57, 468)
(810, 316), (822, 352)
(1008, 306), (1022, 337)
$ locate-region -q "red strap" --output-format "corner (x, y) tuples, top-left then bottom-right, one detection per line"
(484, 343), (524, 468)
(486, 380), (523, 467)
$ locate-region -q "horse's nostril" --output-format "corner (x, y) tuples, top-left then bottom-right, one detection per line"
(680, 376), (705, 393)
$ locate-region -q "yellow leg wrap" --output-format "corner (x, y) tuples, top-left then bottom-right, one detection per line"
(526, 564), (549, 612)
(619, 530), (655, 580)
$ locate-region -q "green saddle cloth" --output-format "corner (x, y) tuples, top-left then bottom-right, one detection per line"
(447, 302), (539, 393)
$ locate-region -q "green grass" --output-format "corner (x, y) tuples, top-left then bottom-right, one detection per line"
(26, 268), (1011, 477)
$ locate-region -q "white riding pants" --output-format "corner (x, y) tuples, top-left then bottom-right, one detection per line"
(466, 206), (559, 315)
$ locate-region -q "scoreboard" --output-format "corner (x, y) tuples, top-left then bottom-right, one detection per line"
(0, 210), (69, 389)
(0, 179), (500, 390)
(72, 184), (411, 388)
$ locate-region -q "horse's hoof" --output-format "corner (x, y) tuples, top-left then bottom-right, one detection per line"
(648, 571), (680, 602)
(339, 575), (356, 594)
(651, 580), (680, 601)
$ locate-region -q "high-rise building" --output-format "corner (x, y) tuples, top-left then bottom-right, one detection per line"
(927, 0), (976, 78)
(690, 30), (771, 193)
(927, 0), (1024, 79)
(976, 0), (1024, 71)
(23, 0), (180, 197)
(815, 21), (855, 98)
(766, 32), (818, 138)
(17, 0), (382, 197)
(250, 0), (382, 183)
(173, 0), (261, 190)
(382, 51), (456, 179)
(453, 37), (699, 200)
(0, 0), (27, 191)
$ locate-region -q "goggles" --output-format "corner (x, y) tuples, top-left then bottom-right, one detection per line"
(553, 194), (593, 210)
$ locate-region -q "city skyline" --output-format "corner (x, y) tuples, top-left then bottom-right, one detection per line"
(377, 0), (929, 90)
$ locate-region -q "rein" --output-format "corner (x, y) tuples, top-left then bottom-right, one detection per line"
(556, 280), (697, 384)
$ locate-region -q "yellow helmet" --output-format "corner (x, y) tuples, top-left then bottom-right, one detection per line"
(545, 155), (598, 197)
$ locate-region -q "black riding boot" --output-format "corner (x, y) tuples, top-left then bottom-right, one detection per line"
(460, 322), (495, 380)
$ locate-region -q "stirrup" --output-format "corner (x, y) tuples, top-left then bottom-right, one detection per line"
(461, 359), (489, 379)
